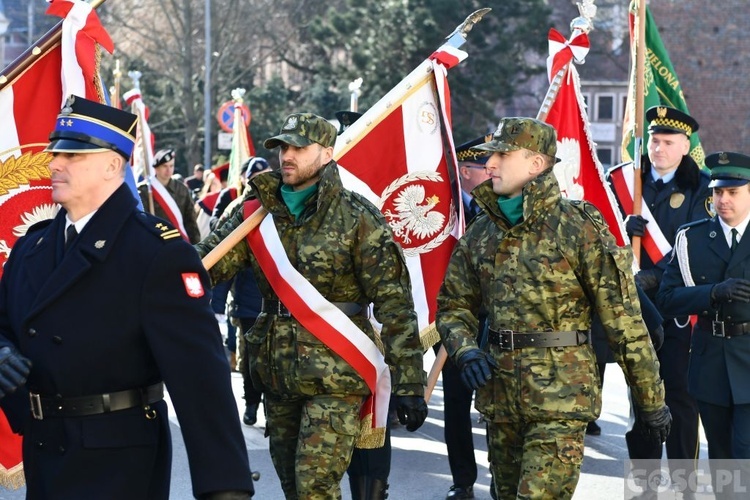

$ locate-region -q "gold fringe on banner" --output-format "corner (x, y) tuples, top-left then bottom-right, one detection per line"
(419, 322), (440, 350)
(355, 413), (387, 449)
(0, 464), (25, 490)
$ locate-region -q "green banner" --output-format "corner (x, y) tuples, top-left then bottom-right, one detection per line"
(621, 4), (704, 167)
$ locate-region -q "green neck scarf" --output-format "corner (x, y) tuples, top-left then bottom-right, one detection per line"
(280, 183), (318, 219)
(497, 195), (523, 225)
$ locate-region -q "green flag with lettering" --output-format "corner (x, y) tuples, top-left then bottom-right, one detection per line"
(621, 3), (705, 166)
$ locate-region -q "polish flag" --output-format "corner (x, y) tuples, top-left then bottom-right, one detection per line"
(543, 28), (627, 247)
(124, 89), (189, 241)
(334, 45), (466, 335)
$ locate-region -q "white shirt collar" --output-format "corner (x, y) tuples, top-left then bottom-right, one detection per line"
(718, 212), (750, 247)
(66, 211), (97, 234)
(650, 168), (676, 184)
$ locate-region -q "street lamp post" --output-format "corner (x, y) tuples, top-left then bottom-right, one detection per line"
(203, 0), (212, 169)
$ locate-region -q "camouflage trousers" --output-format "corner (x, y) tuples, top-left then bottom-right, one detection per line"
(487, 419), (586, 499)
(266, 393), (363, 499)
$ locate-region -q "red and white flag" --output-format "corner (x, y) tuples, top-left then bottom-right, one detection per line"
(226, 88), (256, 189)
(0, 0), (112, 487)
(124, 89), (189, 241)
(334, 44), (467, 334)
(543, 28), (628, 247)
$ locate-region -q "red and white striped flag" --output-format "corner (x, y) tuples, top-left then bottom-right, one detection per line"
(334, 44), (467, 336)
(543, 28), (628, 247)
(0, 0), (113, 487)
(125, 89), (190, 241)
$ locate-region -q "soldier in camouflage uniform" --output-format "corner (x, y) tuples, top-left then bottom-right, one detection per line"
(436, 117), (671, 499)
(195, 113), (428, 500)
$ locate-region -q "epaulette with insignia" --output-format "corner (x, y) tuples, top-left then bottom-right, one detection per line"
(135, 212), (183, 241)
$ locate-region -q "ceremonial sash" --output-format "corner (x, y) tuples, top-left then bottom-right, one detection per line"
(609, 163), (672, 265)
(243, 201), (390, 448)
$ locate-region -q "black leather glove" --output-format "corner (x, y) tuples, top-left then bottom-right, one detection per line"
(456, 348), (498, 391)
(197, 490), (253, 499)
(395, 395), (428, 432)
(0, 346), (31, 399)
(634, 269), (660, 292)
(638, 405), (672, 446)
(649, 325), (665, 351)
(711, 278), (750, 303)
(624, 214), (648, 238)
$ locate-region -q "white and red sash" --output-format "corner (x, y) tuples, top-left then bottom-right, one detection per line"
(243, 201), (391, 446)
(149, 179), (188, 241)
(609, 163), (672, 265)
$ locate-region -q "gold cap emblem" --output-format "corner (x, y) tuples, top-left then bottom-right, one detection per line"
(656, 107), (667, 118)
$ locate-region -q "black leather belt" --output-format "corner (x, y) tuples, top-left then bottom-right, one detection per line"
(487, 329), (589, 350)
(698, 319), (750, 338)
(30, 382), (164, 420)
(261, 299), (367, 318)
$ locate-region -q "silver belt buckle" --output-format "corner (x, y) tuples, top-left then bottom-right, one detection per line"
(499, 330), (515, 350)
(712, 321), (726, 338)
(30, 393), (44, 420)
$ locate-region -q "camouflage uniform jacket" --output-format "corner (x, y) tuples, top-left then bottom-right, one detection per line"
(138, 177), (201, 244)
(436, 169), (665, 422)
(195, 161), (425, 398)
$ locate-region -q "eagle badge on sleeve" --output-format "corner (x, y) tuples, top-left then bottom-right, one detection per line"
(181, 273), (205, 298)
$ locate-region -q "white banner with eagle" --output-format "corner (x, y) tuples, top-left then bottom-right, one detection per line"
(333, 45), (466, 338)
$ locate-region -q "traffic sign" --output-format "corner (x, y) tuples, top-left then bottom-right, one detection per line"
(216, 101), (251, 133)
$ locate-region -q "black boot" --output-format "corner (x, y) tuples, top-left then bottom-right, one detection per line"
(369, 478), (388, 500)
(348, 474), (367, 500)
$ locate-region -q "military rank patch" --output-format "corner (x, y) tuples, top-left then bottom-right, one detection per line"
(181, 273), (204, 298)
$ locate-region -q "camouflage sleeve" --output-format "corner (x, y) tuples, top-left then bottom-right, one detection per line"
(435, 228), (483, 361)
(354, 209), (425, 396)
(193, 203), (253, 285)
(572, 207), (665, 412)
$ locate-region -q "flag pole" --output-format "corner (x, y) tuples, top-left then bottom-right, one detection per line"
(110, 59), (121, 109)
(630, 0), (647, 264)
(0, 0), (108, 92)
(128, 70), (155, 214)
(537, 2), (596, 121)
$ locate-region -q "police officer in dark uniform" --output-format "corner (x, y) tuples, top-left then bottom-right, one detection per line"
(608, 106), (710, 462)
(0, 96), (253, 499)
(657, 151), (750, 461)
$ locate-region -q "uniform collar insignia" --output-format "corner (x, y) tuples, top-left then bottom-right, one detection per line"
(95, 240), (106, 249)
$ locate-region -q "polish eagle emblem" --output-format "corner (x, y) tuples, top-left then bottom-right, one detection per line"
(378, 171), (455, 256)
(384, 184), (445, 244)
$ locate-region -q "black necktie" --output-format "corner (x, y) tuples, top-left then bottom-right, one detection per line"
(655, 179), (665, 191)
(731, 228), (740, 252)
(65, 224), (78, 251)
